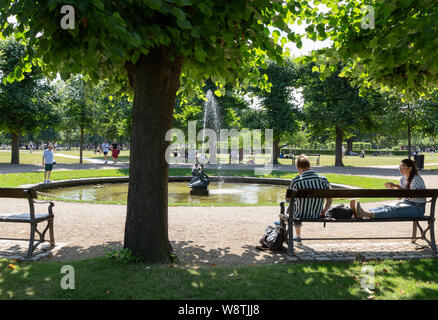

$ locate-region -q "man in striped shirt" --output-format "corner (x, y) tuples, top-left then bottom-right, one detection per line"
(285, 155), (332, 244)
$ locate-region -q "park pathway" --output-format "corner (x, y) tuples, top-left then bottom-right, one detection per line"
(0, 200), (436, 264)
(54, 152), (106, 164)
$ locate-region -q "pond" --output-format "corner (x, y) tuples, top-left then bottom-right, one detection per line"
(48, 182), (288, 205)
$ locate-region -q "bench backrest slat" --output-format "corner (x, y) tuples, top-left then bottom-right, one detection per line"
(0, 188), (37, 199)
(290, 189), (438, 198)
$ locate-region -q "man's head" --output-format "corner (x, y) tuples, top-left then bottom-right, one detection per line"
(296, 154), (311, 174)
(47, 143), (53, 150)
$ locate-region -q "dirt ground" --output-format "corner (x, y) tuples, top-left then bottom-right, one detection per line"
(1, 199), (436, 266)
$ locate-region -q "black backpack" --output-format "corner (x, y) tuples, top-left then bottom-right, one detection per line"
(324, 204), (353, 220)
(259, 225), (286, 251)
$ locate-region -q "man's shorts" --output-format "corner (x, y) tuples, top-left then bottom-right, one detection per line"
(45, 164), (53, 171)
(103, 151), (108, 155)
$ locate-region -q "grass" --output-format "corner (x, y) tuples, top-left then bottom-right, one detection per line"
(1, 257), (437, 299)
(5, 149), (437, 168)
(0, 150), (89, 165)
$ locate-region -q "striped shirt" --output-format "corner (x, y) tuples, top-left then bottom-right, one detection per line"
(288, 170), (331, 219)
(400, 174), (426, 204)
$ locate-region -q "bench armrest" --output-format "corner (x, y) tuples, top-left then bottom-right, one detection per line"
(33, 200), (54, 215)
(33, 200), (55, 206)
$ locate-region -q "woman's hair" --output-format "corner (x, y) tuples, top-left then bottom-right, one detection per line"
(401, 158), (418, 189)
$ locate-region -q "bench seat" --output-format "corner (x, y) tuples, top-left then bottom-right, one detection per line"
(0, 213), (53, 223)
(280, 188), (438, 256)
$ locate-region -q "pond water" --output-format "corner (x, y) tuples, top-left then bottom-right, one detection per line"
(48, 182), (288, 205)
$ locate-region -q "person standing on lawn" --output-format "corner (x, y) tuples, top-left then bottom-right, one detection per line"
(42, 143), (55, 184)
(102, 140), (110, 164)
(111, 139), (120, 164)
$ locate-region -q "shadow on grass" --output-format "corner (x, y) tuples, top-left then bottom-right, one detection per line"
(1, 238), (438, 299)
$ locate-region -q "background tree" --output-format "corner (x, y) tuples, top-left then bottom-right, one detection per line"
(247, 60), (301, 164)
(299, 62), (384, 166)
(0, 38), (59, 164)
(60, 75), (96, 163)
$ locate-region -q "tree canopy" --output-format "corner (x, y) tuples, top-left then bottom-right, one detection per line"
(302, 0), (438, 100)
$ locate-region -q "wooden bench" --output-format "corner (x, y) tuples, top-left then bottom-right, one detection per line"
(0, 188), (55, 257)
(279, 189), (437, 256)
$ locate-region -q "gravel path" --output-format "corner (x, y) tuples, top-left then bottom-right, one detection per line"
(1, 199), (436, 266)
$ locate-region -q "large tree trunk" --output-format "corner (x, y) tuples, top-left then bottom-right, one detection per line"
(124, 47), (183, 263)
(408, 122), (412, 160)
(10, 131), (20, 164)
(346, 136), (354, 155)
(335, 125), (344, 167)
(79, 125), (84, 164)
(272, 139), (280, 165)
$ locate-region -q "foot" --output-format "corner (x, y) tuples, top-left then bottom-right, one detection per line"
(350, 199), (359, 219)
(356, 202), (373, 219)
(293, 236), (302, 245)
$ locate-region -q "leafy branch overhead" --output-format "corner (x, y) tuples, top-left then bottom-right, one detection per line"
(0, 0), (314, 93)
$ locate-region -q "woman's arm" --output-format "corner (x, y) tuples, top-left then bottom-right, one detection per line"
(384, 182), (402, 189)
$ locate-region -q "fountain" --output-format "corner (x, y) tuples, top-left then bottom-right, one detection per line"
(192, 89), (222, 195)
(188, 164), (211, 195)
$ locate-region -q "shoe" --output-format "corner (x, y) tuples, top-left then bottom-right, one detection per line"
(274, 221), (281, 226)
(293, 237), (302, 245)
(43, 180), (47, 184)
(47, 180), (52, 184)
(356, 202), (366, 219)
(350, 199), (359, 219)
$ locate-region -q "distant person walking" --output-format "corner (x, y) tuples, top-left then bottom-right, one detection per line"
(102, 140), (110, 164)
(42, 143), (55, 184)
(111, 139), (120, 164)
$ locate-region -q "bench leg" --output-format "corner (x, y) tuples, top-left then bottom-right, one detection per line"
(288, 220), (294, 256)
(430, 220), (437, 254)
(412, 221), (418, 243)
(49, 219), (55, 247)
(27, 224), (36, 257)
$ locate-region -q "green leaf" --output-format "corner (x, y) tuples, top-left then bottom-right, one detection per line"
(92, 0), (104, 10)
(146, 0), (161, 10)
(130, 50), (141, 64)
(194, 46), (207, 62)
(312, 66), (319, 73)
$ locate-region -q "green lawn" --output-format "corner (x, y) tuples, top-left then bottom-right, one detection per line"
(0, 150), (92, 164)
(279, 154), (438, 167)
(1, 257), (437, 299)
(3, 150), (438, 168)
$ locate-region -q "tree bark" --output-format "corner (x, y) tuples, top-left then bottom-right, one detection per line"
(335, 125), (344, 166)
(124, 47), (183, 263)
(408, 122), (411, 160)
(346, 136), (354, 155)
(10, 131), (20, 164)
(272, 139), (279, 165)
(80, 125), (84, 164)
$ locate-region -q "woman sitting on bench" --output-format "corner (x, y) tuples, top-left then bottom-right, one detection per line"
(350, 159), (426, 219)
